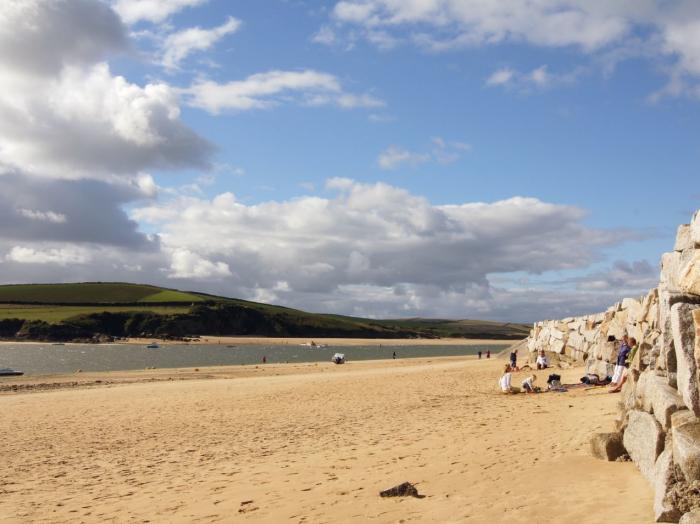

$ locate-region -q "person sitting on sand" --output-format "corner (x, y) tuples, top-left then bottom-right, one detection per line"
(522, 374), (538, 394)
(608, 335), (631, 392)
(609, 337), (637, 393)
(499, 364), (519, 393)
(536, 350), (548, 370)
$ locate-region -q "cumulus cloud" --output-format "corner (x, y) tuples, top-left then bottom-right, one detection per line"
(129, 178), (640, 318)
(0, 1), (213, 179)
(0, 0), (127, 77)
(0, 171), (158, 249)
(161, 16), (241, 70)
(168, 249), (231, 279)
(5, 246), (93, 266)
(113, 0), (208, 25)
(184, 69), (384, 113)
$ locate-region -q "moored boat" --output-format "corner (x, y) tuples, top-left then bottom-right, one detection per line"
(0, 368), (24, 377)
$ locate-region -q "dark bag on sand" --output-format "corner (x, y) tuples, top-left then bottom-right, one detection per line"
(580, 373), (600, 385)
(546, 373), (561, 385)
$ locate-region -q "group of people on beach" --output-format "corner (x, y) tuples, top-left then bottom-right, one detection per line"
(499, 363), (540, 394)
(498, 335), (638, 394)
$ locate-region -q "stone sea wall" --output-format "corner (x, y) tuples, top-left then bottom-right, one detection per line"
(524, 210), (700, 523)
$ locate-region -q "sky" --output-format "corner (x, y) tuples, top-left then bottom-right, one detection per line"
(0, 0), (698, 322)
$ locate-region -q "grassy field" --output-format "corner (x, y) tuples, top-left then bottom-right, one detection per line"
(0, 305), (191, 323)
(0, 283), (204, 304)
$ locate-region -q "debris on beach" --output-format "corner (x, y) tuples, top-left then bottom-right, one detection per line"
(379, 482), (422, 498)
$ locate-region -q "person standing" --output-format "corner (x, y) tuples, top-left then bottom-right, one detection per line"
(478, 350), (482, 359)
(392, 351), (397, 359)
(510, 349), (518, 371)
(609, 336), (630, 391)
(486, 349), (491, 359)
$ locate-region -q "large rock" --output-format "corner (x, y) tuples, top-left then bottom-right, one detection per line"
(673, 416), (700, 481)
(624, 410), (665, 484)
(680, 509), (700, 524)
(662, 252), (685, 292)
(676, 224), (693, 252)
(672, 303), (700, 416)
(691, 210), (700, 247)
(680, 252), (700, 296)
(648, 375), (687, 429)
(590, 432), (626, 461)
(655, 449), (682, 522)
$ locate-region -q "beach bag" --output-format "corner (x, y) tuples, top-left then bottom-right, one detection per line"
(546, 373), (561, 384)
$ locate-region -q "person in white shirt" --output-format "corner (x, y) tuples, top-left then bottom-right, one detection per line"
(536, 350), (548, 370)
(522, 374), (538, 393)
(499, 364), (517, 393)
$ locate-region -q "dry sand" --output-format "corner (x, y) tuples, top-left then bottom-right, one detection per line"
(0, 358), (653, 523)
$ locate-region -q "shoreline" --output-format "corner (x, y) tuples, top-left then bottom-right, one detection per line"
(0, 336), (519, 347)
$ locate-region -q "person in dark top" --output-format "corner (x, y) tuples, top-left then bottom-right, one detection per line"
(486, 349), (490, 359)
(510, 349), (518, 371)
(609, 336), (630, 392)
(610, 337), (637, 393)
(392, 351), (397, 359)
(478, 350), (482, 359)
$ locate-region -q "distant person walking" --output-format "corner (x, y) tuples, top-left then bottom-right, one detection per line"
(392, 351), (397, 359)
(478, 350), (482, 359)
(262, 355), (267, 364)
(486, 349), (491, 359)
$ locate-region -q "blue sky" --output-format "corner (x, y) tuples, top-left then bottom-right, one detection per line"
(0, 0), (698, 321)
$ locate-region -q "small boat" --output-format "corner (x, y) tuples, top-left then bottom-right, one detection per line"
(0, 368), (24, 377)
(300, 341), (328, 349)
(145, 342), (160, 349)
(331, 353), (345, 365)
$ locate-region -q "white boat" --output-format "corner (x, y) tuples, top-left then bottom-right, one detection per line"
(145, 342), (160, 349)
(0, 368), (24, 377)
(331, 353), (345, 364)
(300, 341), (328, 349)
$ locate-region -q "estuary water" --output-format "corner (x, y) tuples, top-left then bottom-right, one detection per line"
(0, 342), (509, 376)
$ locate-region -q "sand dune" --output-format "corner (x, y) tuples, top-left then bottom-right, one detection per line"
(0, 358), (653, 523)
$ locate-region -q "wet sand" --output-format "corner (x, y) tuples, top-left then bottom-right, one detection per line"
(0, 357), (653, 523)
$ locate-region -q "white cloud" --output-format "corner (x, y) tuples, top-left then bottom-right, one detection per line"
(0, 0), (126, 77)
(161, 16), (241, 70)
(485, 68), (515, 87)
(377, 146), (430, 170)
(331, 1), (630, 52)
(113, 0), (208, 25)
(378, 137), (470, 169)
(312, 26), (338, 46)
(485, 64), (584, 91)
(18, 209), (67, 224)
(184, 69), (384, 113)
(6, 246), (92, 266)
(130, 178), (639, 319)
(327, 1), (700, 98)
(168, 248), (231, 279)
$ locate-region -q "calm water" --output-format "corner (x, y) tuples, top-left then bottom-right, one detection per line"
(0, 342), (509, 376)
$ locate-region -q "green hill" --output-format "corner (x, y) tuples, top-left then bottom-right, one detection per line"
(0, 283), (204, 304)
(0, 282), (529, 342)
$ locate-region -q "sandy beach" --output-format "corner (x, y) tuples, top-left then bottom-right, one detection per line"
(0, 357), (653, 523)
